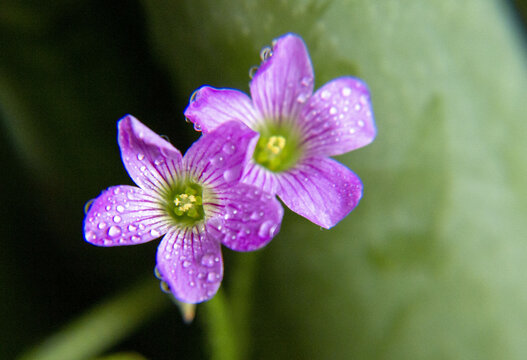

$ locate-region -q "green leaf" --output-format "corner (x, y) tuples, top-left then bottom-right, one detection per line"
(142, 0), (527, 359)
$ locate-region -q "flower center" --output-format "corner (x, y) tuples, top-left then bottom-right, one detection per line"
(253, 125), (301, 172)
(166, 182), (205, 225)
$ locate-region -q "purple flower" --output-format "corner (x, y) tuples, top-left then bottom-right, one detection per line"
(185, 33), (376, 229)
(84, 115), (283, 303)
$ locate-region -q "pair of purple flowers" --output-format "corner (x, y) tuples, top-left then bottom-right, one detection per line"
(84, 33), (376, 303)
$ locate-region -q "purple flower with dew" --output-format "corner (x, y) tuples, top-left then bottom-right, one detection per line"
(84, 115), (283, 303)
(184, 33), (376, 229)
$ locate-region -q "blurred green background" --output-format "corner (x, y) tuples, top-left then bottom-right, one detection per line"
(2, 0), (527, 359)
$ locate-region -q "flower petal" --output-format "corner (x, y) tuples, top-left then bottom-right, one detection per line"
(184, 86), (260, 133)
(241, 161), (281, 195)
(184, 121), (257, 189)
(156, 226), (223, 303)
(250, 33), (314, 124)
(300, 77), (376, 156)
(84, 185), (170, 246)
(118, 115), (184, 193)
(206, 183), (283, 252)
(276, 157), (363, 229)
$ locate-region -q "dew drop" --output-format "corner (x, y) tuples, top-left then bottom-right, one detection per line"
(329, 106), (338, 115)
(223, 167), (241, 182)
(160, 281), (171, 293)
(105, 205), (111, 211)
(108, 225), (122, 238)
(354, 103), (362, 111)
(150, 229), (161, 237)
(189, 281), (196, 287)
(131, 235), (141, 243)
(113, 215), (122, 223)
(207, 272), (218, 283)
(349, 128), (356, 134)
(128, 224), (137, 232)
(222, 143), (236, 155)
(183, 260), (191, 268)
(193, 123), (202, 132)
(137, 153), (145, 161)
(113, 188), (121, 195)
(301, 76), (313, 87)
(154, 158), (164, 166)
(260, 46), (273, 61)
(84, 199), (95, 214)
(249, 66), (259, 79)
(140, 165), (146, 172)
(98, 222), (107, 230)
(342, 87), (351, 96)
(201, 254), (215, 268)
(358, 120), (365, 127)
(189, 90), (199, 103)
(250, 211), (260, 220)
(258, 220), (277, 238)
(85, 231), (96, 241)
(297, 93), (308, 103)
(320, 90), (331, 99)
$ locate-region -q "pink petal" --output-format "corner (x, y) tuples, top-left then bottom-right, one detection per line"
(84, 185), (170, 246)
(156, 227), (223, 303)
(183, 121), (257, 189)
(184, 86), (260, 133)
(241, 161), (281, 195)
(206, 183), (283, 252)
(250, 33), (314, 124)
(276, 157), (363, 229)
(300, 77), (376, 156)
(118, 115), (184, 193)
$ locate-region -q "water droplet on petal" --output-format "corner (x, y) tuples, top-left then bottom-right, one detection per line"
(301, 76), (313, 87)
(85, 231), (96, 241)
(137, 153), (145, 161)
(189, 90), (199, 103)
(113, 215), (122, 223)
(183, 260), (191, 268)
(115, 205), (124, 213)
(358, 120), (365, 127)
(223, 167), (241, 182)
(329, 106), (338, 115)
(260, 46), (273, 61)
(189, 281), (196, 287)
(249, 66), (259, 79)
(150, 229), (161, 237)
(160, 281), (171, 293)
(201, 254), (215, 268)
(131, 235), (141, 243)
(193, 123), (202, 132)
(297, 93), (308, 103)
(108, 225), (122, 238)
(222, 143), (236, 155)
(342, 87), (351, 96)
(354, 103), (362, 111)
(321, 90), (331, 99)
(98, 222), (107, 230)
(207, 272), (218, 283)
(258, 220), (277, 238)
(84, 199), (95, 214)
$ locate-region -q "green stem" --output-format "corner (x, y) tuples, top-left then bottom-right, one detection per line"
(18, 278), (169, 360)
(202, 251), (260, 360)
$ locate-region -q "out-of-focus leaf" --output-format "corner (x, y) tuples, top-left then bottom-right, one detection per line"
(143, 0), (527, 359)
(18, 278), (168, 360)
